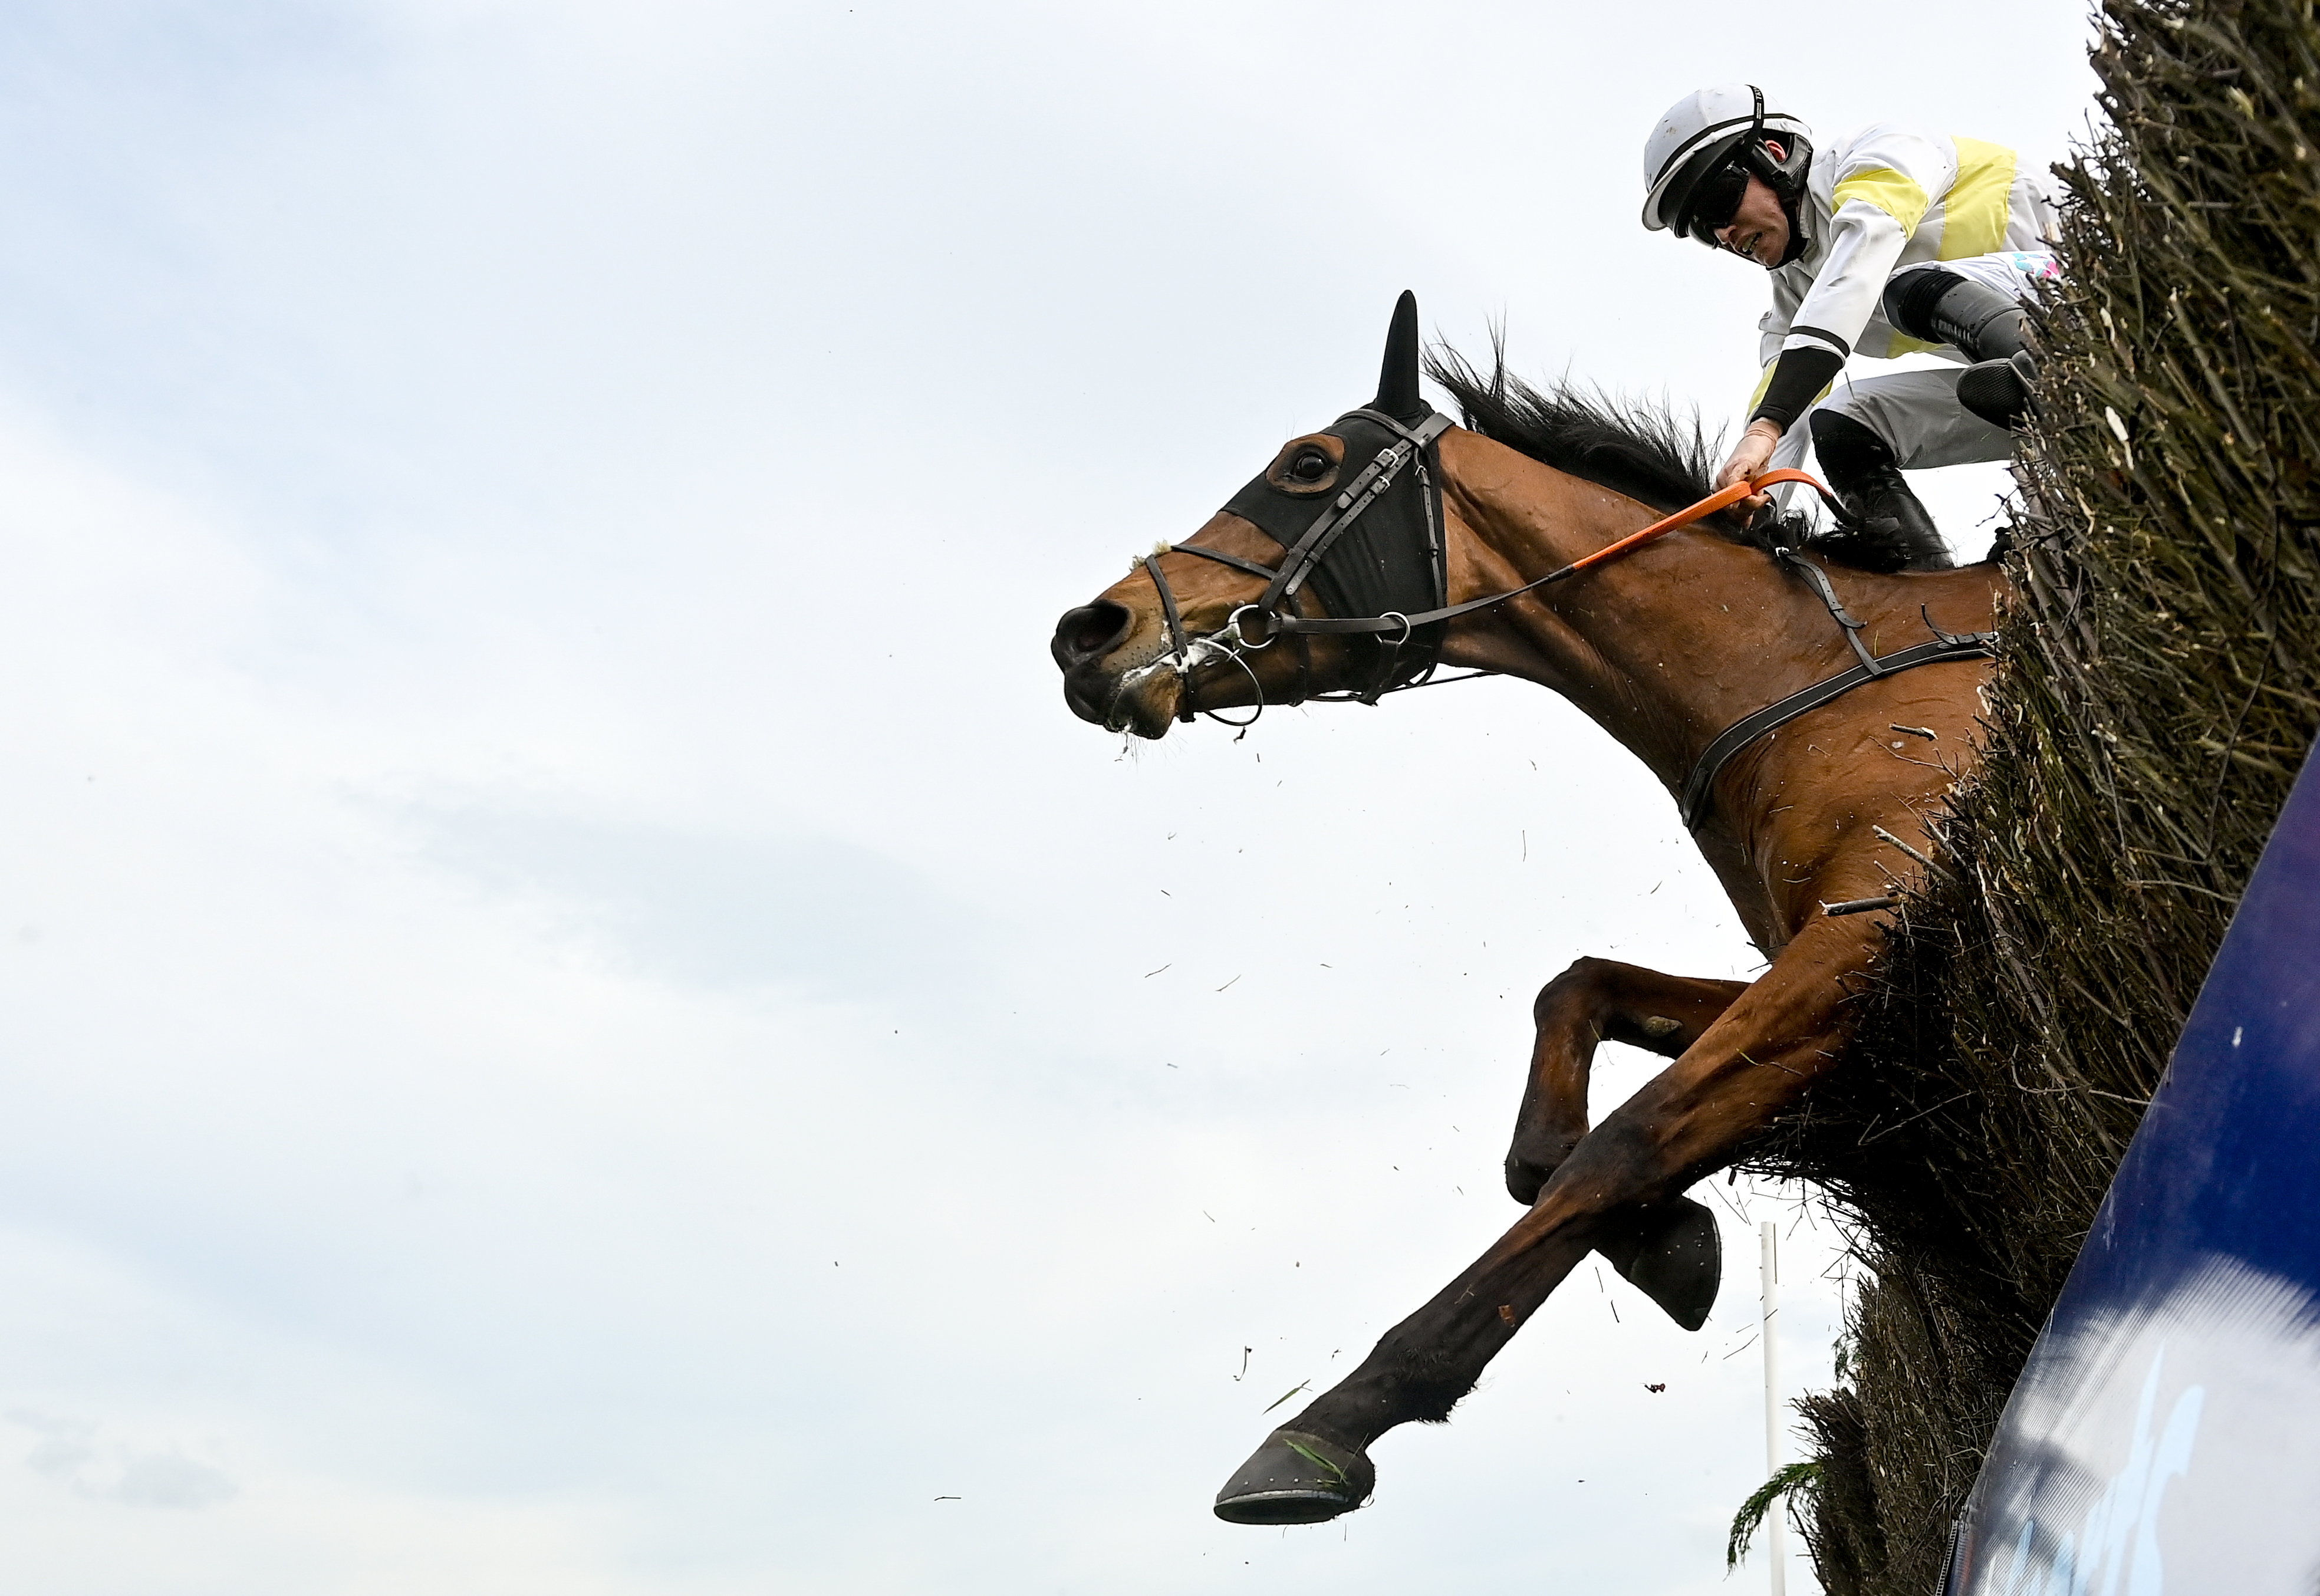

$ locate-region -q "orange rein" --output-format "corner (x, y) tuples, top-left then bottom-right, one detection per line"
(1549, 469), (1839, 583)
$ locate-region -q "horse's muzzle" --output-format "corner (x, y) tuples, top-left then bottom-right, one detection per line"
(1051, 601), (1133, 671)
(1053, 601), (1180, 735)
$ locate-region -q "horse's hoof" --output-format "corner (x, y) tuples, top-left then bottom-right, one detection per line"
(1212, 1428), (1375, 1524)
(1596, 1195), (1722, 1331)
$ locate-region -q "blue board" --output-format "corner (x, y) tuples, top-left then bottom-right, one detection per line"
(1946, 743), (2320, 1594)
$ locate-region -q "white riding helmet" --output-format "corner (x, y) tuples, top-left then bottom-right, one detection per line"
(1641, 83), (1813, 233)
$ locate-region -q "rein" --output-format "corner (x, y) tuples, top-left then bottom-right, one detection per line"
(1136, 413), (1995, 827)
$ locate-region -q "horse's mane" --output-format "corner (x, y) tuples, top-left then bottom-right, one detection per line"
(1424, 338), (1911, 572)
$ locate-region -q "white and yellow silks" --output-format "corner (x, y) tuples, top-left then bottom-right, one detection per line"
(1752, 124), (2062, 477)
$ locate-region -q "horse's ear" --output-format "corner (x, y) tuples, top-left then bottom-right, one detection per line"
(1373, 290), (1423, 419)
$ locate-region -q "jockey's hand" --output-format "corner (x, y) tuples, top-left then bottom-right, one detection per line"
(1716, 418), (1786, 512)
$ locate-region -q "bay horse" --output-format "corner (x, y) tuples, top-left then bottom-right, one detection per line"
(1049, 294), (2006, 1525)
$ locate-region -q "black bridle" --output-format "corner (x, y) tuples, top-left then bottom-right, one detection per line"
(1128, 300), (1995, 827)
(1135, 404), (1462, 725)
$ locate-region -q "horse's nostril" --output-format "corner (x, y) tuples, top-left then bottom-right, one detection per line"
(1054, 601), (1134, 667)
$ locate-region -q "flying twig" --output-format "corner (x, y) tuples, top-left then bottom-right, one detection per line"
(1262, 1381), (1312, 1413)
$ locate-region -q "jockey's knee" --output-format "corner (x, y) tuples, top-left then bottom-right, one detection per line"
(1882, 261), (2033, 365)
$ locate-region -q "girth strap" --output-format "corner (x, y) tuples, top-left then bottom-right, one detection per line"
(1676, 633), (1996, 832)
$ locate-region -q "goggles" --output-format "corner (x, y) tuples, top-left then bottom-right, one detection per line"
(1677, 160), (1752, 247)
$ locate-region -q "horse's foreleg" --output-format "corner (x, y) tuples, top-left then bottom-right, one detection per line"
(1503, 960), (1750, 1335)
(1506, 957), (1750, 1203)
(1214, 923), (1867, 1525)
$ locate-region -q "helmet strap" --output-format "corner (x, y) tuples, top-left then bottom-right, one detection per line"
(1773, 189), (1810, 266)
(1735, 84), (1812, 266)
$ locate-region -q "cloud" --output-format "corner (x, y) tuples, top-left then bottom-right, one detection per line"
(406, 805), (982, 1000)
(8, 1411), (236, 1510)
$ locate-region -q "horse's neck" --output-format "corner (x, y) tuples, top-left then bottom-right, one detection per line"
(1433, 436), (1829, 789)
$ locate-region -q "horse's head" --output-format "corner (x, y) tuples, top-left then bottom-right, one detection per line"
(1051, 293), (1456, 738)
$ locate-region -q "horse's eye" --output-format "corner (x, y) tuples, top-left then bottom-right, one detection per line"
(1290, 450), (1330, 481)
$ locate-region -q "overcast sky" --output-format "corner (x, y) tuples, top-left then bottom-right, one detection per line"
(0, 4), (2097, 1592)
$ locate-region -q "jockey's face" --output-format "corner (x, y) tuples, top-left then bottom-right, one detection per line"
(1714, 141), (1792, 268)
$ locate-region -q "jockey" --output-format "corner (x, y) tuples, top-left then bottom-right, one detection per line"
(1640, 84), (2061, 568)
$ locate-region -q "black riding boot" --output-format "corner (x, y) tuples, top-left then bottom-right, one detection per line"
(1808, 410), (1954, 572)
(1882, 265), (2039, 430)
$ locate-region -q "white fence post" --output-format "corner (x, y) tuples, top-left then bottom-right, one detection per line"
(1762, 1219), (1786, 1596)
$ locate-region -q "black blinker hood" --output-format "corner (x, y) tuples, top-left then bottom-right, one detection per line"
(1215, 292), (1449, 693)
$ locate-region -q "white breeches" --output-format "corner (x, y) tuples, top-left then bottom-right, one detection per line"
(1766, 249), (2061, 477)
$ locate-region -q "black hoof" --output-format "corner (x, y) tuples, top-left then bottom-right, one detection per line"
(1213, 1429), (1375, 1525)
(1595, 1195), (1722, 1331)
